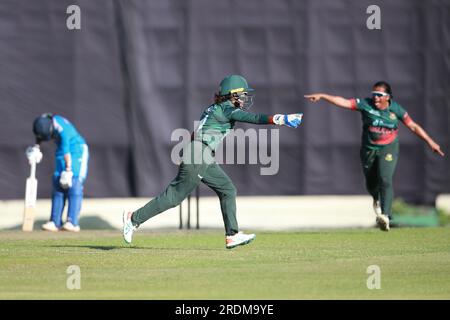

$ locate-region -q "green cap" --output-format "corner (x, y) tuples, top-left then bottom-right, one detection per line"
(219, 75), (254, 96)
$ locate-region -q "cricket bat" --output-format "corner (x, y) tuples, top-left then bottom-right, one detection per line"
(23, 160), (38, 231)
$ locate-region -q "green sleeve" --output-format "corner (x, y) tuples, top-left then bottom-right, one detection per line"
(390, 101), (407, 119)
(224, 107), (271, 124)
(354, 98), (372, 112)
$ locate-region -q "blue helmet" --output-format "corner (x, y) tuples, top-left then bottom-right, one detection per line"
(33, 113), (54, 142)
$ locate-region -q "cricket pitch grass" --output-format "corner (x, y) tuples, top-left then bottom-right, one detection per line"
(0, 227), (449, 299)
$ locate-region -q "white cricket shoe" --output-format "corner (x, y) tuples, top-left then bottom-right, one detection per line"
(122, 210), (136, 244)
(226, 232), (256, 249)
(41, 221), (59, 232)
(376, 214), (390, 231)
(62, 222), (80, 232)
(373, 200), (382, 216)
(373, 200), (390, 231)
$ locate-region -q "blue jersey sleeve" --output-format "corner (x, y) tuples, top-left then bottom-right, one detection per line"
(53, 116), (72, 155)
(52, 115), (87, 177)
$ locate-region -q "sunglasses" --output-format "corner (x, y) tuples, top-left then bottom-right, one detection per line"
(371, 91), (390, 98)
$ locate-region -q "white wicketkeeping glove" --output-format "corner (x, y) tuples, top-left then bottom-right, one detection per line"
(25, 145), (43, 164)
(59, 170), (73, 189)
(273, 113), (303, 128)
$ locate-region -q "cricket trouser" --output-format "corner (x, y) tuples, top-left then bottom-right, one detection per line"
(51, 145), (89, 227)
(50, 177), (84, 227)
(132, 141), (239, 235)
(360, 140), (399, 219)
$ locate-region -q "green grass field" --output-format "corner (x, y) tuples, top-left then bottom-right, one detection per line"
(1, 227), (449, 299)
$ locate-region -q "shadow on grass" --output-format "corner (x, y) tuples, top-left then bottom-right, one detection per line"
(49, 244), (125, 251)
(47, 244), (222, 252)
(6, 216), (116, 231)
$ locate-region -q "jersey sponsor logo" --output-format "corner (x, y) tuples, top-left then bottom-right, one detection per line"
(368, 126), (396, 135)
(371, 119), (397, 129)
(372, 119), (384, 126)
(385, 153), (393, 161)
(368, 109), (381, 117)
(368, 126), (398, 145)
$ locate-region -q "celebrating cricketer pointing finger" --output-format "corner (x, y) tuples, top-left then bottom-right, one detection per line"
(123, 75), (303, 249)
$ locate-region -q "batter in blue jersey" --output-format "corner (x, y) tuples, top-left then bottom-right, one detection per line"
(26, 113), (89, 232)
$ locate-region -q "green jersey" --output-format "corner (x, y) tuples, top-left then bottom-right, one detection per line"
(193, 101), (271, 151)
(351, 98), (412, 150)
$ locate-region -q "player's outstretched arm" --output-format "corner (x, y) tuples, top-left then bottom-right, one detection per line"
(229, 109), (303, 128)
(304, 93), (353, 109)
(404, 119), (445, 156)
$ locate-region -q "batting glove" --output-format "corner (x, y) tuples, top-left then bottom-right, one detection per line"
(59, 170), (73, 189)
(25, 145), (43, 164)
(273, 113), (303, 128)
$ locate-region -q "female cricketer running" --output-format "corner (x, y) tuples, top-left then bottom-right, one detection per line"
(123, 75), (303, 248)
(305, 81), (444, 231)
(26, 113), (89, 232)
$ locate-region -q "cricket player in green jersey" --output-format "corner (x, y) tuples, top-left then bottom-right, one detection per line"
(123, 75), (303, 248)
(305, 81), (444, 231)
